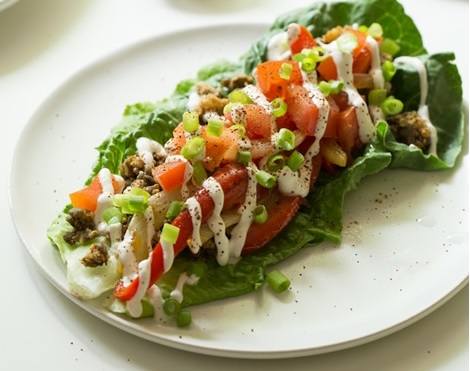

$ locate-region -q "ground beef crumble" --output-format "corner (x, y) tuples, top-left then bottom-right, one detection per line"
(63, 208), (99, 245)
(386, 110), (432, 151)
(80, 243), (109, 267)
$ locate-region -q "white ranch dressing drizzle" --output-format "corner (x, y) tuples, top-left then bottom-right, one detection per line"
(164, 155), (193, 199)
(161, 239), (175, 272)
(146, 285), (164, 317)
(322, 40), (377, 143)
(393, 56), (438, 156)
(126, 254), (153, 318)
(94, 168), (125, 239)
(202, 177), (230, 265)
(185, 197), (203, 254)
(267, 31), (291, 61)
(170, 273), (200, 303)
(136, 137), (166, 168)
(366, 35), (385, 89)
(227, 165), (258, 261)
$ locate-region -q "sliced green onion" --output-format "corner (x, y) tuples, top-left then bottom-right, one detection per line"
(223, 102), (238, 115)
(271, 98), (288, 118)
(256, 170), (276, 188)
(329, 80), (344, 94)
(382, 60), (396, 82)
(310, 46), (328, 62)
(380, 38), (401, 57)
(113, 192), (148, 214)
(368, 88), (387, 105)
(182, 111), (199, 133)
(279, 62), (293, 80)
(287, 150), (305, 172)
(301, 57), (316, 72)
(236, 150), (251, 164)
(228, 89), (252, 104)
(276, 128), (296, 151)
(176, 309), (192, 327)
(229, 123), (247, 138)
(207, 117), (224, 137)
(180, 137), (205, 160)
(252, 205), (268, 224)
(161, 223), (180, 244)
(129, 186), (150, 199)
(166, 200), (185, 220)
(337, 32), (358, 53)
(266, 270), (291, 293)
(381, 97), (404, 116)
(357, 25), (368, 33)
(319, 81), (332, 96)
(162, 298), (181, 317)
(368, 22), (383, 39)
(266, 153), (285, 172)
(102, 206), (123, 225)
(192, 160), (207, 185)
(128, 195), (147, 212)
(292, 52), (307, 62)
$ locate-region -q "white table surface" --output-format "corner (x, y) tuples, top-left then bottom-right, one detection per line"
(2, 0), (468, 370)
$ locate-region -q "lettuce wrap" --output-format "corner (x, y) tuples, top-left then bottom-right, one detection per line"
(47, 0), (464, 318)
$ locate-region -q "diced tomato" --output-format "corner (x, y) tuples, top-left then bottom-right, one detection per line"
(289, 24), (317, 54)
(168, 123), (186, 152)
(69, 173), (121, 212)
(317, 56), (337, 81)
(275, 114), (297, 132)
(285, 83), (319, 136)
(152, 160), (187, 192)
(345, 28), (372, 74)
(256, 60), (303, 101)
(201, 124), (239, 168)
(323, 96), (339, 138)
(226, 104), (272, 139)
(336, 106), (359, 162)
(353, 46), (372, 74)
(332, 91), (350, 111)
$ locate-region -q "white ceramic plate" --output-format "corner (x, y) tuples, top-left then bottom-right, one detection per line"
(9, 24), (469, 359)
(0, 0), (18, 12)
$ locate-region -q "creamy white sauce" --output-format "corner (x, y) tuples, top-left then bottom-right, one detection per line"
(136, 137), (166, 168)
(187, 91), (201, 111)
(185, 197), (203, 254)
(94, 168), (125, 234)
(366, 35), (385, 89)
(146, 284), (164, 317)
(161, 239), (175, 273)
(202, 177), (230, 265)
(170, 273), (200, 303)
(393, 56), (438, 155)
(126, 254), (153, 318)
(267, 31), (290, 61)
(227, 165), (258, 261)
(287, 23), (301, 46)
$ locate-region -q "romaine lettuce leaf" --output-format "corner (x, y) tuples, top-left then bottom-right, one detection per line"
(48, 0), (465, 313)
